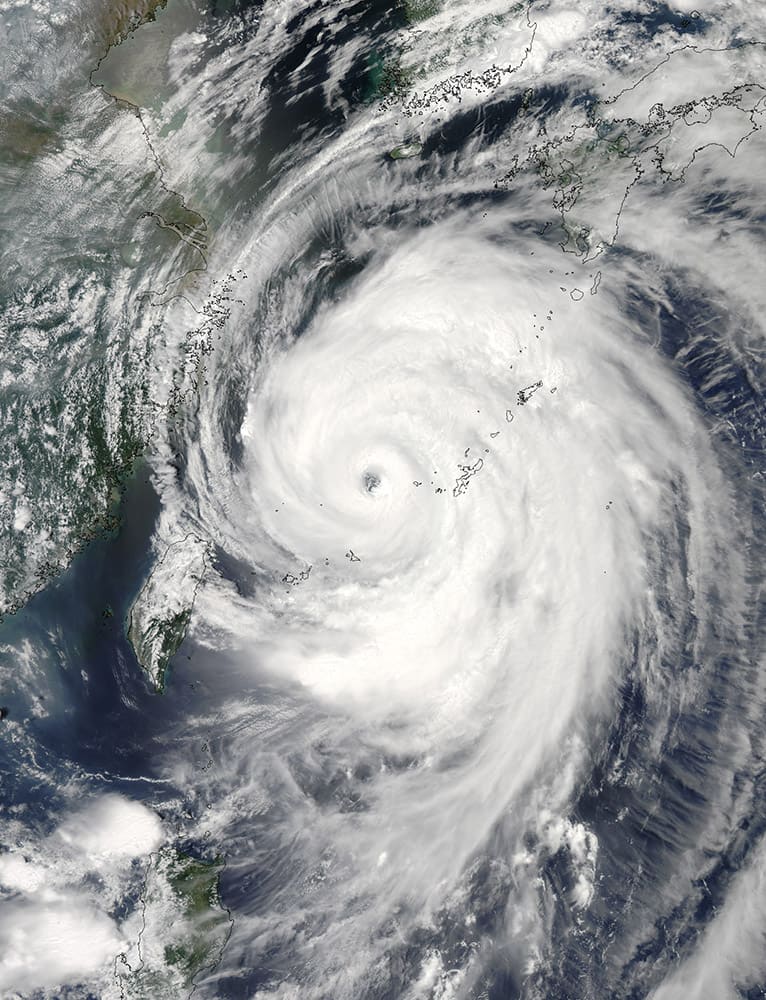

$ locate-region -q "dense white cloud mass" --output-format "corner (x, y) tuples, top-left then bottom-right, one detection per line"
(166, 4), (760, 995)
(118, 0), (766, 993)
(0, 898), (122, 995)
(55, 793), (164, 860)
(0, 795), (163, 996)
(183, 198), (752, 993)
(0, 0), (763, 997)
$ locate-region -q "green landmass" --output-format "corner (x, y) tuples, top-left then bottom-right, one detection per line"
(162, 851), (230, 982)
(390, 141), (423, 159)
(402, 0), (442, 24)
(117, 846), (232, 999)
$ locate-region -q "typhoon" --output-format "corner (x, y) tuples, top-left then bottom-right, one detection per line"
(0, 0), (764, 998)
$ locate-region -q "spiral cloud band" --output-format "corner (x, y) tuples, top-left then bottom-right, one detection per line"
(0, 0), (763, 997)
(183, 195), (754, 995)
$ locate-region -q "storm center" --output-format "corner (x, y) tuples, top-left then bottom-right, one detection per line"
(363, 470), (383, 495)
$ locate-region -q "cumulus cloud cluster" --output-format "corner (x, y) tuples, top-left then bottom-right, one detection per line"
(0, 795), (163, 996)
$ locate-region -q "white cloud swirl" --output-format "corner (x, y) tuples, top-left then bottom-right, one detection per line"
(180, 207), (746, 994)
